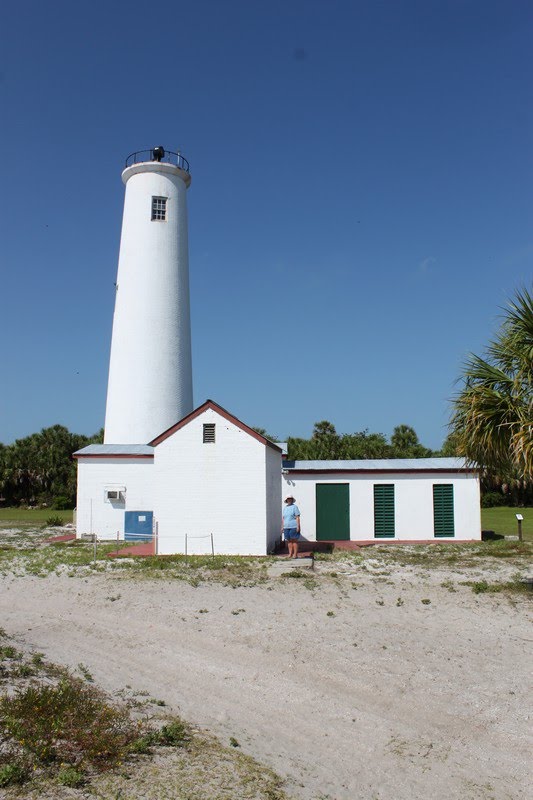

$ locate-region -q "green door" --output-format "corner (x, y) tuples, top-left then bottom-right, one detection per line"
(316, 483), (350, 540)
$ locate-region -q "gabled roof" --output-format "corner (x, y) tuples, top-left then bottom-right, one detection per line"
(73, 444), (154, 459)
(150, 399), (283, 452)
(283, 457), (476, 473)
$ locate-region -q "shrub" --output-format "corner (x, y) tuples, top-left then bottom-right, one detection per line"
(481, 492), (511, 508)
(0, 645), (21, 660)
(0, 674), (143, 768)
(57, 766), (85, 787)
(52, 496), (71, 511)
(156, 720), (190, 747)
(0, 763), (27, 787)
(45, 516), (64, 527)
(128, 719), (191, 755)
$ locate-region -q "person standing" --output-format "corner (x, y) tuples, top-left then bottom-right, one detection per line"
(282, 496), (301, 558)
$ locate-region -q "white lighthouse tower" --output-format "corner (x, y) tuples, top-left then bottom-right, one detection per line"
(104, 146), (193, 444)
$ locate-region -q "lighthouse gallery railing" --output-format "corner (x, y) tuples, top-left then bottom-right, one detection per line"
(125, 149), (190, 172)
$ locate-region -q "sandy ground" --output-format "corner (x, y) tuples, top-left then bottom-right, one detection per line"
(1, 559), (531, 800)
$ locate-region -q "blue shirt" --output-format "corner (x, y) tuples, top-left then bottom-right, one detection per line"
(282, 504), (300, 529)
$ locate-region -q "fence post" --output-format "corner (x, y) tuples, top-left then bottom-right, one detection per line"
(210, 533), (214, 559)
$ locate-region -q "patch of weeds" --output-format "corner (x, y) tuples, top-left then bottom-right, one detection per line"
(0, 673), (144, 770)
(44, 516), (65, 527)
(150, 698), (166, 707)
(440, 580), (456, 592)
(326, 611), (335, 617)
(128, 735), (153, 754)
(421, 598), (431, 605)
(106, 593), (121, 602)
(351, 582), (358, 590)
(198, 608), (209, 613)
(376, 599), (385, 606)
(396, 597), (404, 607)
(0, 645), (21, 660)
(57, 766), (85, 787)
(303, 578), (317, 590)
(77, 662), (94, 682)
(231, 608), (246, 615)
(0, 763), (28, 787)
(148, 719), (191, 748)
(281, 570), (308, 579)
(12, 663), (35, 678)
(468, 579), (530, 595)
(31, 652), (45, 668)
(229, 737), (240, 748)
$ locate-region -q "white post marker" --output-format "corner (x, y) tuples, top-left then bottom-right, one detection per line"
(516, 513), (524, 542)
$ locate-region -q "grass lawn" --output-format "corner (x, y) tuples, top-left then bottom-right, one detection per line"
(481, 506), (533, 541)
(0, 507), (73, 525)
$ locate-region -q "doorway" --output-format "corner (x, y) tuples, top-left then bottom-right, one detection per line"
(316, 484), (350, 541)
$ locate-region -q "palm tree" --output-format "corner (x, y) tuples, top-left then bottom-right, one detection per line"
(390, 424), (433, 458)
(450, 286), (533, 480)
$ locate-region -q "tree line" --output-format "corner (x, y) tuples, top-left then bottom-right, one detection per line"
(0, 425), (103, 508)
(285, 421), (436, 461)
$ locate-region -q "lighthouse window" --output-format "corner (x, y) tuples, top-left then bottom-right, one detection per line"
(203, 424), (216, 443)
(151, 196), (167, 221)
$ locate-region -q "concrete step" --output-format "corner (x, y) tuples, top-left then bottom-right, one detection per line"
(268, 557), (314, 577)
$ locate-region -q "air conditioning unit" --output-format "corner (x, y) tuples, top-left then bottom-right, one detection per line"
(104, 486), (126, 502)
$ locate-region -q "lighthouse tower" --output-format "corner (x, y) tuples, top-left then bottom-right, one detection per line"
(104, 147), (193, 444)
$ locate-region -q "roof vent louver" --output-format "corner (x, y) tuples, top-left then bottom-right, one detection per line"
(203, 423), (216, 443)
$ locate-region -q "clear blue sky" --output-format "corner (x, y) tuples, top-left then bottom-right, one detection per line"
(1, 0), (531, 449)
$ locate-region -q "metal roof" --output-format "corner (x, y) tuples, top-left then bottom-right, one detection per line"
(282, 457), (473, 472)
(74, 444), (154, 457)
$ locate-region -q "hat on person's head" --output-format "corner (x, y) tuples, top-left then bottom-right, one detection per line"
(285, 495), (295, 502)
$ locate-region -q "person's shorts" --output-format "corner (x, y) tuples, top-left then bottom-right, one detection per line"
(284, 528), (300, 541)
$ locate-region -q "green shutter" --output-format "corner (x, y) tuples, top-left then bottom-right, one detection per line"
(374, 484), (395, 538)
(433, 484), (455, 537)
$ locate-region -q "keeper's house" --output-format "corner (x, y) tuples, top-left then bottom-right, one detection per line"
(75, 401), (481, 553)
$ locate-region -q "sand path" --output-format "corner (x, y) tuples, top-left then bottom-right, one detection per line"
(1, 571), (531, 799)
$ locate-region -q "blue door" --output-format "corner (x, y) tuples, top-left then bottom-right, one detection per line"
(124, 511), (153, 541)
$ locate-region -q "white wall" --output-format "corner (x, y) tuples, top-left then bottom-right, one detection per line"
(76, 459), (154, 539)
(154, 408), (272, 555)
(282, 471), (481, 541)
(104, 162), (193, 444)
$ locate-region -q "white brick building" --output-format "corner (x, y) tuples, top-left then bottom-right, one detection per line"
(75, 400), (283, 555)
(75, 400), (481, 553)
(282, 459), (481, 543)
